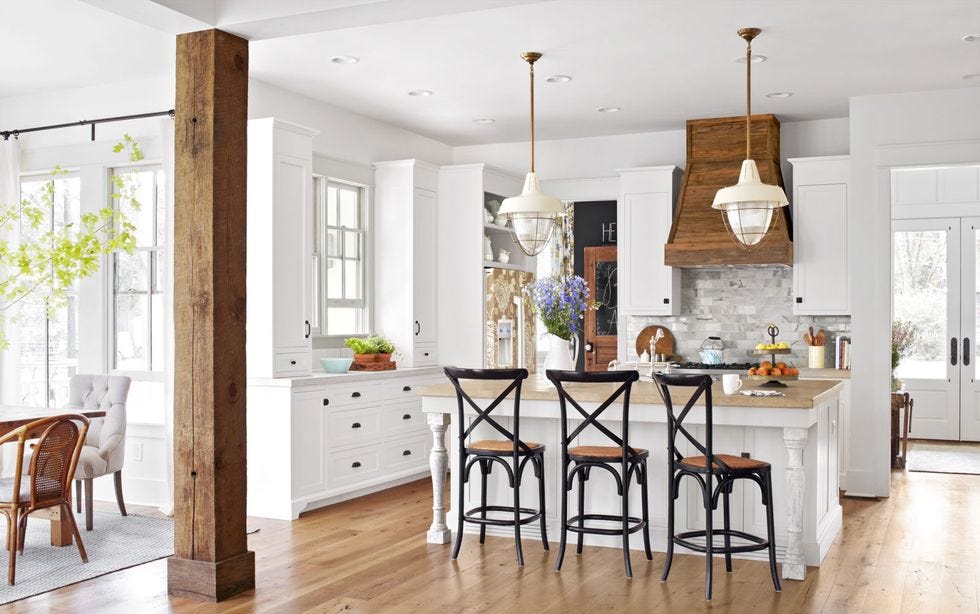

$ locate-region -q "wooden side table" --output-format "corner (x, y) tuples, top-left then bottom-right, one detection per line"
(890, 391), (913, 468)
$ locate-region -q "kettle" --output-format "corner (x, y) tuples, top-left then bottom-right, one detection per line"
(698, 336), (725, 365)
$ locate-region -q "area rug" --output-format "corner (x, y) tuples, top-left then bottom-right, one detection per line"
(907, 441), (980, 475)
(0, 511), (172, 605)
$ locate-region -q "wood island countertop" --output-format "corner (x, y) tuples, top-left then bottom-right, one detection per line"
(418, 375), (842, 410)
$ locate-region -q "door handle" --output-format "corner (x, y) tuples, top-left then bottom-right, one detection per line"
(952, 337), (958, 366)
(585, 342), (595, 353)
(305, 320), (311, 338)
(965, 338), (971, 367)
(415, 321), (421, 336)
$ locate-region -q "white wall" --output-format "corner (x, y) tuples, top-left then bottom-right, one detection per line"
(848, 86), (980, 497)
(453, 117), (849, 186)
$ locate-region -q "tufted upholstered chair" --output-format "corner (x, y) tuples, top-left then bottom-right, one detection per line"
(65, 374), (131, 530)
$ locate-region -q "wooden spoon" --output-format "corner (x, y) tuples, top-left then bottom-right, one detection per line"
(815, 329), (826, 346)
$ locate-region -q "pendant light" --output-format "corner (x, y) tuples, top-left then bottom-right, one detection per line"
(499, 52), (563, 257)
(711, 28), (788, 249)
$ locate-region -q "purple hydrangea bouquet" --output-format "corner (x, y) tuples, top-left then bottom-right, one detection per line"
(526, 275), (592, 342)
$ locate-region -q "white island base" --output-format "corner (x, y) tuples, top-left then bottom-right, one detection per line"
(420, 378), (844, 581)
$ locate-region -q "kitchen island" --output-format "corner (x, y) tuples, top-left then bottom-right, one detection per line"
(419, 376), (844, 580)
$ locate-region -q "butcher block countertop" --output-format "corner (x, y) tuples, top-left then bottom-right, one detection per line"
(418, 375), (842, 410)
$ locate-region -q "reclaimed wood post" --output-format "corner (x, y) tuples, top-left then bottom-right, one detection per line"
(168, 28), (255, 602)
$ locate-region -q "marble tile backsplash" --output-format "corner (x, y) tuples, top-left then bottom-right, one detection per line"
(627, 267), (851, 365)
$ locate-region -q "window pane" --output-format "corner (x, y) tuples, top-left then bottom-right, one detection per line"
(326, 307), (360, 336)
(48, 294), (78, 407)
(310, 253), (320, 330)
(327, 186), (339, 226)
(344, 259), (360, 300)
(117, 169), (155, 246)
(155, 170), (166, 247)
(115, 292), (149, 371)
(339, 188), (358, 227)
(115, 251), (149, 293)
(326, 228), (341, 257)
(344, 231), (360, 259)
(17, 295), (49, 407)
(53, 176), (81, 232)
(326, 257), (343, 298)
(893, 229), (947, 379)
(151, 293), (164, 371)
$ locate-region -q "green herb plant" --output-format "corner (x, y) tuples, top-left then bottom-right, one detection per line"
(344, 335), (396, 355)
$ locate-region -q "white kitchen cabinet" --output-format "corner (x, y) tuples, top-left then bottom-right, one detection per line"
(790, 156), (850, 316)
(247, 118), (318, 377)
(375, 160), (440, 366)
(617, 166), (680, 316)
(246, 369), (444, 520)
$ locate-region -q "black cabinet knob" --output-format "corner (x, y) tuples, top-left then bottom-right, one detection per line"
(351, 391), (361, 398)
(351, 422), (362, 429)
(351, 461), (361, 468)
(402, 385), (412, 392)
(796, 297), (803, 304)
(663, 298), (670, 304)
(402, 450), (412, 456)
(290, 360), (297, 365)
(322, 399), (329, 406)
(423, 352), (430, 357)
(402, 413), (412, 420)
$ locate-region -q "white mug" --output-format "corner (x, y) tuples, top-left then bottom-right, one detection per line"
(722, 374), (743, 394)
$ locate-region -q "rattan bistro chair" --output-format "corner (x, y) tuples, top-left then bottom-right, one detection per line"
(0, 414), (90, 585)
(443, 367), (548, 566)
(546, 369), (652, 579)
(653, 373), (780, 601)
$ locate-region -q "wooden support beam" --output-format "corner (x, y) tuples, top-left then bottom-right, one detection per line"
(168, 28), (254, 602)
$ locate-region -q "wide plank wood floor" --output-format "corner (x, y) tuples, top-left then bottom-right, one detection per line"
(12, 469), (980, 613)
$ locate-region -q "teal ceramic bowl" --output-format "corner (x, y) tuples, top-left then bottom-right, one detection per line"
(321, 357), (353, 373)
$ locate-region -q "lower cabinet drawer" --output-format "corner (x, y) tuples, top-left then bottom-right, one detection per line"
(327, 407), (382, 446)
(274, 351), (311, 375)
(382, 402), (424, 434)
(383, 435), (428, 471)
(328, 446), (381, 484)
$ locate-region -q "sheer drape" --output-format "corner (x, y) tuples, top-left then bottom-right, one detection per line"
(160, 119), (175, 515)
(0, 139), (20, 477)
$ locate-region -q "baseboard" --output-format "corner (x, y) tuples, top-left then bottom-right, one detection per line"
(294, 470), (432, 519)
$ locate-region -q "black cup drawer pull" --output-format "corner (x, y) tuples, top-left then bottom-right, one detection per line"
(322, 399), (329, 406)
(351, 391), (361, 398)
(402, 450), (412, 456)
(402, 413), (412, 420)
(351, 422), (362, 429)
(402, 385), (412, 392)
(351, 461), (361, 468)
(290, 360), (297, 365)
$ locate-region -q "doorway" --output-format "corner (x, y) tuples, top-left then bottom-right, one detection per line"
(892, 165), (980, 442)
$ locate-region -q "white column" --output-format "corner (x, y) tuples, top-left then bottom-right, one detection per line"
(426, 412), (451, 544)
(782, 426), (808, 580)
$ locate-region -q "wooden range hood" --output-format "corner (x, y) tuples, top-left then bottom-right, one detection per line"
(664, 114), (792, 267)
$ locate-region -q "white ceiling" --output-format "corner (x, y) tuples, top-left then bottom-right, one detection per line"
(5, 1), (980, 146)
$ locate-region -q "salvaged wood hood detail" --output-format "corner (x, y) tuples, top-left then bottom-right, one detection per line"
(664, 115), (792, 267)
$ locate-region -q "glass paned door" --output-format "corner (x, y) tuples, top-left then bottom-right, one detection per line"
(959, 218), (980, 441)
(892, 219), (960, 440)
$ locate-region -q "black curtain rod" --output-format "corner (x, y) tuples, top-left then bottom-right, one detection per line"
(0, 109), (175, 141)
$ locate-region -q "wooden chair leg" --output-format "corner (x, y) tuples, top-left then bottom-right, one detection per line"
(114, 471), (128, 516)
(17, 512), (28, 554)
(62, 503), (88, 563)
(7, 510), (17, 585)
(84, 478), (94, 531)
(75, 480), (82, 513)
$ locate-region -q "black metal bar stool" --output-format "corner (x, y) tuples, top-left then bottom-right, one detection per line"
(546, 369), (651, 579)
(443, 367), (548, 566)
(652, 373), (780, 600)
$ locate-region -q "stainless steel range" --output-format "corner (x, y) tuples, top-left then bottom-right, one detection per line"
(659, 362), (754, 376)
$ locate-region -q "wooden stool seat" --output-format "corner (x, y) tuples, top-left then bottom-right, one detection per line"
(569, 445), (648, 460)
(467, 440), (544, 454)
(679, 454), (770, 472)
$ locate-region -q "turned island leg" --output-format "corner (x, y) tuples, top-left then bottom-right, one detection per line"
(427, 413), (452, 544)
(782, 426), (808, 580)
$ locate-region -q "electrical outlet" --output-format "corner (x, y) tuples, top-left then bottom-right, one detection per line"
(133, 442), (144, 462)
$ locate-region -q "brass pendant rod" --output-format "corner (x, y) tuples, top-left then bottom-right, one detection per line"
(746, 38), (751, 160)
(521, 52), (542, 173)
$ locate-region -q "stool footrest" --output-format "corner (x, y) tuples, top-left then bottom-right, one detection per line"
(673, 528), (770, 554)
(564, 513), (647, 536)
(463, 505), (542, 527)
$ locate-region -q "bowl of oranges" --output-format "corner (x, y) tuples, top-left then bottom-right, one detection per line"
(747, 361), (799, 380)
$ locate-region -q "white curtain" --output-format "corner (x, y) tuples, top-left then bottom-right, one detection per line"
(0, 139), (20, 477)
(160, 119), (175, 516)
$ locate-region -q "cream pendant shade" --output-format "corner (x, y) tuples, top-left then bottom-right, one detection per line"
(500, 171), (562, 256)
(712, 160), (787, 246)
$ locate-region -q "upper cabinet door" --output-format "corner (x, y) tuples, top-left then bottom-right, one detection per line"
(273, 152), (313, 349)
(413, 187), (437, 343)
(619, 190), (679, 315)
(792, 157), (849, 315)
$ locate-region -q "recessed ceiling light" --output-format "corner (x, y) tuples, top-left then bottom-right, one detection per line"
(546, 74), (572, 83)
(765, 91), (793, 99)
(330, 55), (359, 64)
(473, 118), (496, 125)
(735, 54), (767, 64)
(408, 89), (433, 97)
(596, 106), (621, 113)
(962, 33), (980, 42)
(964, 73), (980, 80)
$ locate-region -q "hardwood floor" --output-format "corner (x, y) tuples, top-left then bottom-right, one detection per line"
(12, 469), (980, 613)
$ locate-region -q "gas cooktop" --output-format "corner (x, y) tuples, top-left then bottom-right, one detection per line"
(675, 362), (754, 370)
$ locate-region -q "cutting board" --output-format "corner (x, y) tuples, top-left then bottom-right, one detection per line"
(635, 325), (675, 359)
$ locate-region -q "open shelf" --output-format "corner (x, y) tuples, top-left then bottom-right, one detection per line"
(484, 262), (534, 273)
(483, 223), (513, 235)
